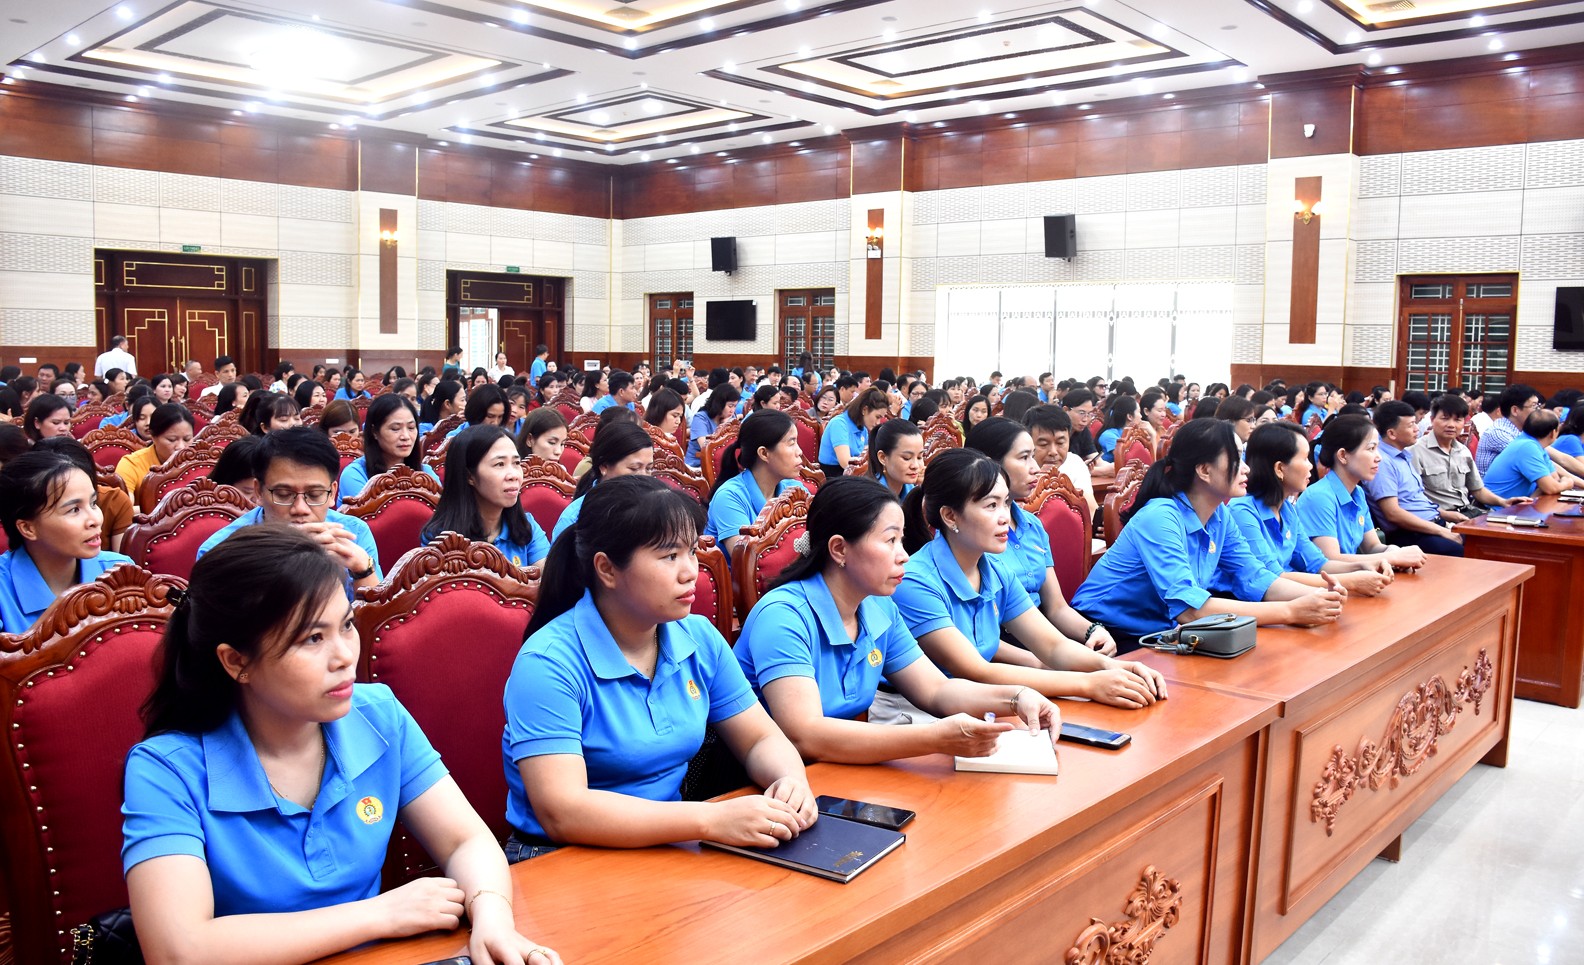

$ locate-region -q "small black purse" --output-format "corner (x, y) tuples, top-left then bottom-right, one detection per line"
(69, 907), (143, 965)
(1139, 614), (1257, 659)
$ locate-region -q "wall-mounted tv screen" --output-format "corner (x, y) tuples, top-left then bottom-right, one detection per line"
(706, 300), (756, 341)
(1556, 287), (1584, 351)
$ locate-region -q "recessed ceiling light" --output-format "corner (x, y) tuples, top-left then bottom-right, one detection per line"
(641, 152), (650, 160)
(1162, 93), (1174, 100)
(700, 17), (715, 31)
(553, 148), (562, 156)
(785, 0), (801, 9)
(882, 28), (895, 40)
(667, 158), (677, 163)
(512, 9), (529, 23)
(1470, 15), (1486, 27)
(244, 101), (260, 112)
(1078, 103), (1091, 110)
(575, 92), (586, 103)
(125, 95), (138, 102)
(231, 109), (242, 115)
(65, 33), (80, 46)
(1367, 52), (1382, 66)
(975, 102), (988, 114)
(717, 151), (727, 156)
(1231, 67), (1248, 82)
(329, 123), (340, 130)
(1297, 0), (1314, 12)
(1345, 30), (1360, 43)
(116, 5), (134, 21)
(691, 145), (700, 153)
(798, 45), (810, 58)
(437, 140), (449, 146)
(822, 124), (834, 134)
(624, 38), (637, 50)
(722, 60), (736, 72)
(1003, 112), (1016, 119)
(27, 51), (45, 63)
(1488, 37), (1505, 50)
(761, 133), (772, 143)
(156, 73), (171, 84)
(977, 10), (991, 23)
(590, 110), (610, 124)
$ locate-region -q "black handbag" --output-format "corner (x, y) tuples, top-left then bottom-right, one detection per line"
(69, 907), (143, 965)
(1139, 614), (1257, 659)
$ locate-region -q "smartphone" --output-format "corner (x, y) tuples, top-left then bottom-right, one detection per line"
(1060, 722), (1132, 750)
(419, 958), (470, 965)
(815, 795), (916, 831)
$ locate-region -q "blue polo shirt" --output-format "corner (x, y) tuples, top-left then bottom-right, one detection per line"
(1227, 495), (1329, 577)
(1004, 503), (1054, 603)
(1071, 494), (1279, 638)
(501, 591), (757, 840)
(1483, 435), (1555, 499)
(1554, 434), (1584, 459)
(530, 358), (547, 383)
(121, 684), (446, 916)
(102, 411), (130, 428)
(685, 412), (716, 469)
(491, 519), (550, 569)
(1098, 427), (1121, 463)
(818, 412), (867, 466)
(1365, 441), (1440, 526)
(336, 456), (440, 507)
(0, 546), (133, 635)
(1294, 471), (1373, 554)
(1299, 404), (1326, 427)
(333, 388), (371, 402)
(892, 532), (1035, 663)
(551, 493), (586, 541)
(874, 474), (914, 500)
(197, 509), (381, 599)
(703, 471), (806, 548)
(736, 574), (924, 720)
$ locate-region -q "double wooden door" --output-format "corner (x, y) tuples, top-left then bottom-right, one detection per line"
(448, 271), (563, 374)
(778, 288), (836, 374)
(1396, 274), (1516, 394)
(95, 251), (267, 376)
(649, 293), (695, 367)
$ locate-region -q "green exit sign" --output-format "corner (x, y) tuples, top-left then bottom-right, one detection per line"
(505, 265), (521, 273)
(181, 244), (202, 253)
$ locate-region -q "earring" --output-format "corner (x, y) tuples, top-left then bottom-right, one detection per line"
(950, 524), (959, 534)
(238, 672), (249, 682)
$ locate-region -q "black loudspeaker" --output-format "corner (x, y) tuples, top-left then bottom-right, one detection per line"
(1043, 215), (1077, 259)
(711, 236), (737, 273)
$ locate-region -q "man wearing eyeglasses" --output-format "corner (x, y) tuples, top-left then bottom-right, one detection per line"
(1473, 384), (1542, 477)
(196, 427), (381, 598)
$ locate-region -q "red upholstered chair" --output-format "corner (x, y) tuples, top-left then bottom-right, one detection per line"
(557, 433), (588, 477)
(693, 536), (736, 642)
(1023, 472), (1092, 604)
(700, 416), (743, 490)
(299, 402), (326, 426)
(922, 411), (964, 447)
(795, 459), (826, 494)
(350, 395), (372, 428)
(730, 487), (811, 621)
(122, 478), (253, 581)
(0, 565), (183, 964)
(353, 534), (538, 882)
(1102, 468), (1146, 546)
(422, 414), (464, 454)
(333, 432), (364, 472)
(136, 440), (226, 513)
(70, 403), (115, 439)
(81, 425), (143, 470)
(567, 410), (601, 443)
(192, 418), (244, 451)
(643, 422), (686, 462)
(788, 409), (821, 464)
(519, 457), (577, 535)
(95, 464), (126, 493)
(650, 439), (709, 504)
(1115, 425), (1155, 468)
(339, 466), (444, 570)
(423, 439), (449, 483)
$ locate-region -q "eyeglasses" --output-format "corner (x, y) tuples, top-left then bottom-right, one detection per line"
(267, 487), (332, 507)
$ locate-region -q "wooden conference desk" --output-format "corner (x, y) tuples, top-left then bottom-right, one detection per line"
(1456, 494), (1584, 707)
(323, 558), (1528, 965)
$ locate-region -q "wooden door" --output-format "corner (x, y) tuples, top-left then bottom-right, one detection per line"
(777, 289), (836, 373)
(118, 297), (235, 377)
(96, 251), (265, 376)
(649, 293), (695, 369)
(1396, 274), (1516, 395)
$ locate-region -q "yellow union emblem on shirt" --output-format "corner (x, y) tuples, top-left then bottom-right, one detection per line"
(357, 796), (384, 825)
(867, 648), (883, 668)
(686, 679), (702, 700)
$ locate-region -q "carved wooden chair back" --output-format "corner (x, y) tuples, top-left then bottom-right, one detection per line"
(122, 478), (253, 580)
(333, 432), (364, 472)
(339, 466), (444, 570)
(1115, 424), (1155, 467)
(729, 487), (811, 622)
(1022, 472), (1091, 602)
(519, 457), (578, 536)
(422, 414), (464, 454)
(192, 416), (245, 449)
(787, 408), (821, 464)
(567, 410), (602, 443)
(557, 432), (589, 477)
(922, 411), (964, 447)
(81, 425), (144, 469)
(699, 416), (744, 490)
(299, 402), (326, 426)
(693, 536), (736, 642)
(70, 403), (115, 439)
(135, 440), (226, 513)
(1102, 470), (1146, 546)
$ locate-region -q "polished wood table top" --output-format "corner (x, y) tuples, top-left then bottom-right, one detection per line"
(319, 683), (1277, 965)
(1132, 556), (1531, 706)
(1455, 494), (1584, 546)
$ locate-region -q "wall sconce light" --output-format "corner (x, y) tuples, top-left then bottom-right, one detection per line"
(1293, 199), (1325, 225)
(865, 225), (884, 258)
(379, 228), (400, 247)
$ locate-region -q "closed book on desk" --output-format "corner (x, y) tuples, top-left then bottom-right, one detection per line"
(701, 815), (905, 883)
(1487, 505), (1552, 526)
(954, 729), (1060, 775)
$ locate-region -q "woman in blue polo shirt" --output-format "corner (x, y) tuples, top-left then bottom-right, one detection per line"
(551, 421), (654, 540)
(0, 450), (133, 634)
(1071, 420), (1345, 647)
(735, 477), (1058, 762)
(332, 368), (371, 401)
(966, 418), (1120, 652)
(422, 426), (548, 569)
(337, 395), (439, 506)
(1097, 396), (1139, 464)
(1229, 421), (1394, 597)
(446, 385), (508, 440)
(889, 448), (1166, 720)
(818, 387), (888, 478)
(122, 527), (560, 965)
(704, 410), (806, 559)
(1295, 415), (1427, 570)
(869, 418), (923, 500)
(686, 385), (739, 470)
(503, 475), (816, 859)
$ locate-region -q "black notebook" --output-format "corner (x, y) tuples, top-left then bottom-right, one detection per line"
(701, 814), (905, 882)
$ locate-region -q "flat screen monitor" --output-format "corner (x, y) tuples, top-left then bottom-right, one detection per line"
(1556, 287), (1584, 351)
(706, 300), (756, 341)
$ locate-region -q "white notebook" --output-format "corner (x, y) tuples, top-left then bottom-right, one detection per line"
(954, 729), (1059, 775)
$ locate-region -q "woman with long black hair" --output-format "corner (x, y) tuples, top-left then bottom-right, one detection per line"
(704, 409), (806, 559)
(551, 421), (653, 540)
(422, 425), (548, 569)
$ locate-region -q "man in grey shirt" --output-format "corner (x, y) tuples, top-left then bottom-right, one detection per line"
(1413, 394), (1530, 518)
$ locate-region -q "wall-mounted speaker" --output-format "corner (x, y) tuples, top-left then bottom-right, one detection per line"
(1043, 215), (1077, 260)
(711, 236), (737, 273)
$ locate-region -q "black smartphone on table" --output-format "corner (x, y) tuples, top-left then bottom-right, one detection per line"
(1060, 722), (1132, 750)
(815, 795), (916, 831)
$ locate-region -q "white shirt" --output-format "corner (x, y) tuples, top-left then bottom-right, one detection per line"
(201, 382), (225, 398)
(1057, 451), (1098, 514)
(488, 366), (515, 382)
(1472, 410), (1495, 435)
(93, 347), (137, 378)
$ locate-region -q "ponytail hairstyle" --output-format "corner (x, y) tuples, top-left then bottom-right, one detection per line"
(148, 402), (195, 440)
(463, 384), (507, 426)
(1314, 414), (1375, 470)
(574, 420), (652, 498)
(526, 474), (704, 636)
(1103, 395), (1139, 431)
(362, 393), (424, 474)
(22, 393), (72, 442)
(0, 449), (92, 547)
(1244, 421), (1309, 508)
(703, 384), (741, 423)
(772, 476), (900, 589)
(423, 425), (534, 546)
(422, 379), (465, 423)
(1123, 418), (1242, 524)
(749, 383), (778, 412)
(141, 526), (345, 737)
(868, 418), (923, 476)
(901, 446), (1006, 554)
(711, 409), (794, 498)
(244, 392), (300, 435)
(846, 387), (889, 425)
(963, 416), (1027, 464)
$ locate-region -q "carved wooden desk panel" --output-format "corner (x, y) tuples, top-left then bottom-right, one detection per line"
(1455, 495), (1584, 707)
(1134, 556), (1530, 962)
(318, 684), (1278, 965)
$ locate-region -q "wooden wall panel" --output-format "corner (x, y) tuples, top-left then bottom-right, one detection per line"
(615, 141), (848, 218)
(361, 138), (418, 196)
(851, 135), (904, 195)
(1270, 84), (1355, 158)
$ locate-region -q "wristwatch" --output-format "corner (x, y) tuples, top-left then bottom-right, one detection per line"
(349, 557), (376, 580)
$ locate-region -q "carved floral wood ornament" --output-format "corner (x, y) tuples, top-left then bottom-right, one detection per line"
(1064, 866), (1183, 965)
(1310, 648), (1494, 836)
